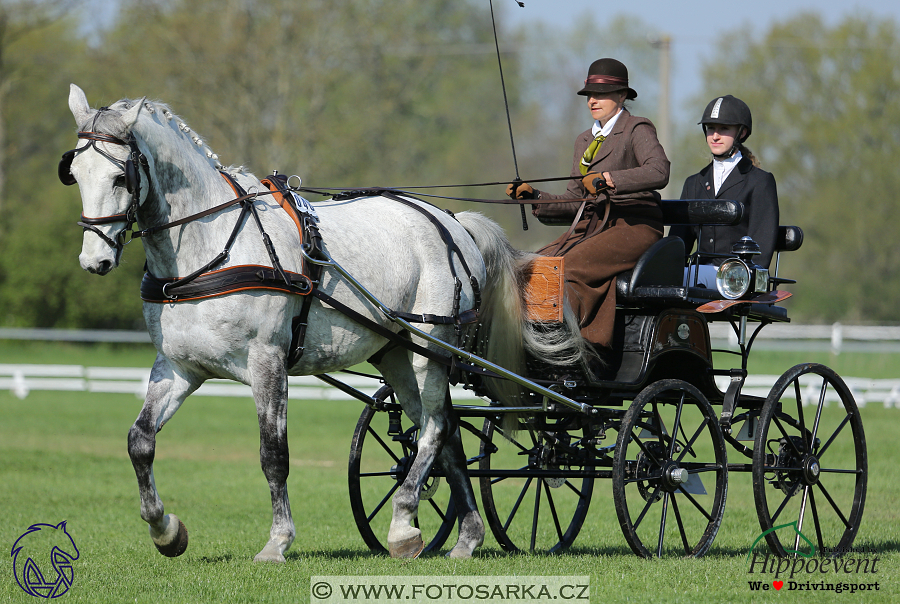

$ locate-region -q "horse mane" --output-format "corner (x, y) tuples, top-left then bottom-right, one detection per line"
(101, 97), (251, 182)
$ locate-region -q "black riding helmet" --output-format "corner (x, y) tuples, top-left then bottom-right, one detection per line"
(699, 95), (752, 158)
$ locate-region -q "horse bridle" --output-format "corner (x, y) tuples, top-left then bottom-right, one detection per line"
(59, 127), (149, 252)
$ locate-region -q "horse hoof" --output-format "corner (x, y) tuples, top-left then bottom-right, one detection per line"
(151, 514), (189, 557)
(389, 535), (425, 559)
(446, 547), (473, 559)
(253, 544), (287, 563)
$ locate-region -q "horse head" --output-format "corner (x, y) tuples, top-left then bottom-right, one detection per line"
(65, 84), (148, 275)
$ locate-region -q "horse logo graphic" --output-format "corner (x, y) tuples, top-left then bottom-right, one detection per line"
(747, 521), (816, 559)
(10, 521), (79, 598)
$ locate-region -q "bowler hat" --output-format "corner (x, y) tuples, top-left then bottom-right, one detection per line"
(577, 58), (637, 100)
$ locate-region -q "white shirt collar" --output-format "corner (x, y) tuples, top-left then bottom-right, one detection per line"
(591, 108), (623, 138)
(713, 150), (742, 194)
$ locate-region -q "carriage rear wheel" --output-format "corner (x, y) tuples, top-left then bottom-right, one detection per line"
(478, 414), (595, 553)
(752, 363), (867, 557)
(612, 379), (728, 558)
(348, 403), (456, 554)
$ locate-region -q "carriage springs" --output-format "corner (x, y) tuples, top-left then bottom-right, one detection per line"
(747, 549), (881, 593)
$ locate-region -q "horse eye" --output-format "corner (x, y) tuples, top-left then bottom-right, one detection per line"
(114, 175), (127, 189)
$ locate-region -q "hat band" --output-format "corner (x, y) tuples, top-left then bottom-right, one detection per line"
(584, 75), (628, 86)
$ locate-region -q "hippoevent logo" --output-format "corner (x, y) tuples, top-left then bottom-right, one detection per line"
(10, 521), (79, 598)
(746, 522), (880, 595)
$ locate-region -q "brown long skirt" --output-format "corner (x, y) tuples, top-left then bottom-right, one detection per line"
(537, 213), (662, 347)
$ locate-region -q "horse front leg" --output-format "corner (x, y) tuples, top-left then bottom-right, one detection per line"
(128, 355), (198, 557)
(249, 355), (294, 562)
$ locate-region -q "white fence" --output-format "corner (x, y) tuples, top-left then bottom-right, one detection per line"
(0, 364), (483, 402)
(5, 324), (900, 353)
(2, 363), (898, 408)
(708, 322), (900, 354)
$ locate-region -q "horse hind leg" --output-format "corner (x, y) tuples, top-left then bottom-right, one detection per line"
(377, 353), (463, 559)
(249, 356), (295, 562)
(128, 356), (197, 557)
(437, 424), (484, 558)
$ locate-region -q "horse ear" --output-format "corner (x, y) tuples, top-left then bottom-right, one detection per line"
(68, 84), (93, 126)
(121, 97), (146, 129)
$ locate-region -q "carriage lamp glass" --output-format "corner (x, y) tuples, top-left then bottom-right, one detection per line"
(754, 267), (769, 294)
(716, 259), (751, 299)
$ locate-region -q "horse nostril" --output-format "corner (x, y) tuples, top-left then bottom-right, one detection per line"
(97, 260), (113, 274)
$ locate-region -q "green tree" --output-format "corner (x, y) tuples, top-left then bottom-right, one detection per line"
(0, 2), (148, 329)
(681, 13), (900, 322)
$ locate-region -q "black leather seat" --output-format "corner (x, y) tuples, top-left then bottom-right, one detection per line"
(615, 236), (685, 303)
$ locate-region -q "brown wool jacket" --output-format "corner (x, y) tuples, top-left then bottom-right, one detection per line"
(532, 109), (669, 222)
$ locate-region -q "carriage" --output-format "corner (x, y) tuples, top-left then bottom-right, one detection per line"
(338, 199), (866, 558)
(61, 84), (865, 561)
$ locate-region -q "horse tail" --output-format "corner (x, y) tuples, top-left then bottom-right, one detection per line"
(455, 211), (589, 411)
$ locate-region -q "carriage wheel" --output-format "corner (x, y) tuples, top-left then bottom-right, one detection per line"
(752, 363), (867, 557)
(348, 404), (456, 554)
(613, 379), (728, 558)
(478, 414), (595, 552)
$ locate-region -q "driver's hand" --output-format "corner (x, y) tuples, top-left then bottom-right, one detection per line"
(506, 181), (535, 200)
(581, 172), (609, 195)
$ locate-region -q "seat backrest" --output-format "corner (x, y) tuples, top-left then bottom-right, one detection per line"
(660, 199), (744, 226)
(776, 226), (803, 252)
(620, 236), (685, 297)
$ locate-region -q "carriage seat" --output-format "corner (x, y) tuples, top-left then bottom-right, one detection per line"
(615, 199), (745, 305)
(615, 236), (685, 302)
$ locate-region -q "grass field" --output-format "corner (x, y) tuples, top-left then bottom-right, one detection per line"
(1, 342), (898, 603)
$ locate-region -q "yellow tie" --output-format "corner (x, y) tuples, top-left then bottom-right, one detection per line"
(580, 134), (606, 175)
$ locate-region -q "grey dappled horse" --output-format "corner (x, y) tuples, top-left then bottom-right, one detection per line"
(64, 84), (585, 561)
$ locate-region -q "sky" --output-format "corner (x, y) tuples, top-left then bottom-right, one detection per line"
(500, 0), (900, 119)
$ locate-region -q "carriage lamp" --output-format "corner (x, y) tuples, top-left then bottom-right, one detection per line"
(715, 237), (770, 299)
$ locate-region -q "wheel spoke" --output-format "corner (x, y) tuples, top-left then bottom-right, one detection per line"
(676, 486), (713, 521)
(770, 480), (803, 524)
(366, 480), (401, 523)
(794, 379), (808, 447)
(543, 480), (565, 543)
(656, 492), (670, 557)
(633, 483), (664, 530)
(809, 377), (828, 445)
(504, 476), (533, 532)
(676, 418), (711, 465)
(366, 425), (403, 464)
(530, 477), (542, 551)
(631, 430), (665, 466)
(669, 394), (686, 458)
(809, 487), (825, 554)
(426, 496), (448, 522)
(563, 479), (588, 499)
(816, 412), (852, 460)
(670, 494), (691, 555)
(489, 466), (529, 486)
(815, 481), (852, 529)
(493, 426), (534, 454)
(772, 415), (806, 458)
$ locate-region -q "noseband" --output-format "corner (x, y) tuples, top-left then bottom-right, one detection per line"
(59, 126), (149, 252)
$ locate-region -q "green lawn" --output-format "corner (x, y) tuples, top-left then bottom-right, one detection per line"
(1, 342), (898, 603)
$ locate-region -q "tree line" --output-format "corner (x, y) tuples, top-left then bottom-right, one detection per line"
(0, 0), (897, 329)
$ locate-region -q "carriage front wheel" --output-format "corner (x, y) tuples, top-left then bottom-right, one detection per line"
(348, 401), (457, 554)
(752, 363), (867, 557)
(612, 379), (728, 558)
